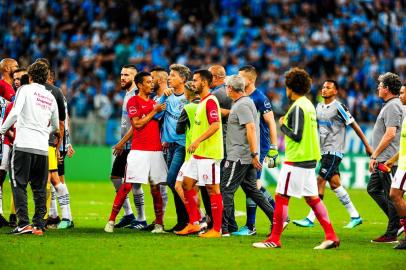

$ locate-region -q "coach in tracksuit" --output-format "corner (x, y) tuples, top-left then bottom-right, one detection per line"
(221, 75), (274, 235)
(0, 61), (59, 234)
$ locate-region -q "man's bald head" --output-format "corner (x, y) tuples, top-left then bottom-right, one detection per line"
(208, 65), (226, 88)
(0, 58), (19, 78)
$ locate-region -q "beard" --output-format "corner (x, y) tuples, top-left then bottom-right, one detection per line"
(121, 81), (132, 90)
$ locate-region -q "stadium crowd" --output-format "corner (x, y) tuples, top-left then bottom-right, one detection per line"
(1, 0), (406, 144)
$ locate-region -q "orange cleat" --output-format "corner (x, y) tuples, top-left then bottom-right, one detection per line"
(199, 229), (221, 238)
(174, 223), (200, 235)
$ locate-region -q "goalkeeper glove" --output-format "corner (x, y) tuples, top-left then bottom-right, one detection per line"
(265, 144), (280, 168)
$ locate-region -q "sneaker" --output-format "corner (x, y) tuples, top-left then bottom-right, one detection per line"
(151, 224), (166, 234)
(394, 238), (406, 249)
(174, 223), (200, 235)
(46, 216), (61, 229)
(57, 219), (74, 229)
(252, 239), (281, 249)
(222, 231), (230, 237)
(115, 214), (136, 228)
(32, 226), (44, 236)
(371, 234), (399, 244)
(292, 218), (314, 228)
(128, 220), (148, 230)
(200, 219), (208, 232)
(199, 229), (221, 238)
(314, 239), (340, 249)
(231, 225), (256, 236)
(10, 224), (33, 235)
(104, 221), (114, 233)
(8, 214), (17, 227)
(398, 226), (405, 237)
(0, 214), (8, 227)
(344, 217), (362, 229)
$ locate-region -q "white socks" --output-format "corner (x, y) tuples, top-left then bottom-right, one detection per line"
(334, 186), (359, 218)
(132, 184), (146, 221)
(50, 185), (59, 218)
(111, 178), (133, 216)
(55, 183), (72, 220)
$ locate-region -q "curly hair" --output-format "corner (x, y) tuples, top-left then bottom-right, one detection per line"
(28, 61), (49, 84)
(284, 67), (312, 95)
(378, 72), (402, 95)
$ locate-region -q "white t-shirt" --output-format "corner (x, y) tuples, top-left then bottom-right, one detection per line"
(0, 83), (59, 155)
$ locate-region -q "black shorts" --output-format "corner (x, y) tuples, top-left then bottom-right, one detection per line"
(57, 151), (67, 176)
(318, 154), (342, 181)
(111, 149), (130, 178)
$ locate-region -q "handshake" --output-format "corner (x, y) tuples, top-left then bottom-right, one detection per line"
(264, 144), (280, 168)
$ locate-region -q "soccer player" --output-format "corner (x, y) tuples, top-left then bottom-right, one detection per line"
(110, 65), (147, 230)
(253, 68), (339, 249)
(159, 64), (191, 233)
(0, 95), (8, 227)
(0, 58), (18, 101)
(368, 72), (404, 243)
(385, 84), (406, 249)
(104, 72), (167, 233)
(175, 69), (223, 238)
(221, 75), (274, 236)
(293, 80), (372, 229)
(1, 61), (60, 235)
(235, 65), (280, 236)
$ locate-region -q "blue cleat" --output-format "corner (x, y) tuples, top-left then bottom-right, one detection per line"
(128, 219), (148, 230)
(344, 217), (362, 229)
(231, 225), (256, 236)
(114, 214), (136, 228)
(292, 218), (314, 228)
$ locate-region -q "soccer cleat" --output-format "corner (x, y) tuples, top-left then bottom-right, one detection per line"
(398, 226), (405, 237)
(57, 219), (74, 229)
(199, 229), (221, 238)
(151, 224), (166, 234)
(104, 221), (115, 233)
(394, 238), (406, 249)
(8, 214), (17, 227)
(114, 214), (136, 228)
(0, 214), (9, 227)
(32, 227), (44, 236)
(292, 218), (314, 228)
(128, 220), (148, 230)
(231, 225), (256, 236)
(165, 223), (186, 233)
(174, 223), (200, 235)
(344, 217), (362, 229)
(10, 224), (33, 235)
(252, 239), (281, 249)
(314, 240), (340, 249)
(46, 216), (61, 229)
(221, 231), (230, 237)
(371, 234), (398, 244)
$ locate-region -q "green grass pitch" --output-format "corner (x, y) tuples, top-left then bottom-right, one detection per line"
(0, 181), (405, 270)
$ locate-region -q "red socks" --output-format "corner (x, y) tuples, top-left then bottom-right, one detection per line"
(307, 197), (338, 241)
(184, 189), (200, 224)
(151, 187), (163, 225)
(210, 193), (223, 232)
(109, 183), (132, 222)
(268, 194), (289, 243)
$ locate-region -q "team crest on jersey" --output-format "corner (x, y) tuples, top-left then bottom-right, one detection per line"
(224, 161), (230, 168)
(128, 106), (137, 115)
(264, 100), (272, 109)
(203, 174), (209, 181)
(209, 110), (218, 119)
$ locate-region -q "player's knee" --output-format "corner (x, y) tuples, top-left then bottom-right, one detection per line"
(389, 189), (400, 203)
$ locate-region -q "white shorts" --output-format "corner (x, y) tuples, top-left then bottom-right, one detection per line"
(392, 168), (406, 191)
(275, 163), (318, 199)
(0, 144), (11, 171)
(125, 150), (168, 185)
(183, 156), (221, 186)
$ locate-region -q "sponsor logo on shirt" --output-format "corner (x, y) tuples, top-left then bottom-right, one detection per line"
(209, 110), (218, 119)
(128, 106), (137, 115)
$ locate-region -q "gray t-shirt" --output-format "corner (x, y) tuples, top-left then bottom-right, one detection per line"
(121, 87), (137, 150)
(372, 98), (405, 162)
(317, 100), (354, 153)
(226, 96), (258, 164)
(212, 84), (233, 153)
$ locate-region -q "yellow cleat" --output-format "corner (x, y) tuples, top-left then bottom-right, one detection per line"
(174, 223), (200, 235)
(199, 229), (221, 238)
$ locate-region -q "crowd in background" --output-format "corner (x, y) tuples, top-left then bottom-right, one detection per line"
(1, 0), (406, 144)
